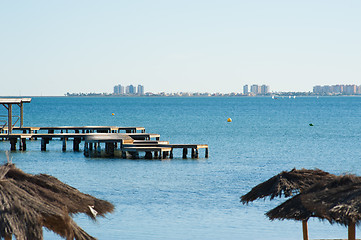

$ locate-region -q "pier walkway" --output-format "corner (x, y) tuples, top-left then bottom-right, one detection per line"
(0, 126), (208, 159)
(0, 98), (207, 159)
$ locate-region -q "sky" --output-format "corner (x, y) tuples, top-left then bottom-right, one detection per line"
(1, 0), (360, 96)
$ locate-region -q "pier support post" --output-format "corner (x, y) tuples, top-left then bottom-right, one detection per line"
(108, 143), (115, 157)
(162, 151), (168, 159)
(62, 138), (67, 151)
(145, 151), (152, 159)
(205, 148), (209, 158)
(10, 138), (17, 151)
(182, 148), (188, 158)
(73, 138), (81, 151)
(96, 143), (101, 156)
(20, 138), (26, 151)
(105, 143), (109, 154)
(194, 149), (199, 158)
(130, 151), (139, 159)
(170, 149), (173, 159)
(121, 151), (126, 159)
(84, 143), (89, 157)
(154, 151), (159, 158)
(41, 138), (49, 151)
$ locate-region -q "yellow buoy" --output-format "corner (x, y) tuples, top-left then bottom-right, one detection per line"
(112, 113), (115, 116)
(227, 118), (232, 122)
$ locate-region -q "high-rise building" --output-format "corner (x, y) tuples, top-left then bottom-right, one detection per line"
(137, 85), (145, 95)
(250, 84), (259, 94)
(357, 86), (361, 94)
(243, 85), (249, 95)
(344, 85), (356, 95)
(313, 84), (359, 95)
(261, 85), (270, 94)
(126, 85), (136, 94)
(113, 84), (124, 95)
(333, 85), (343, 94)
(113, 85), (120, 95)
(313, 85), (322, 94)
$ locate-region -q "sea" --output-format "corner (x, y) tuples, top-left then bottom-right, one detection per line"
(1, 96), (361, 240)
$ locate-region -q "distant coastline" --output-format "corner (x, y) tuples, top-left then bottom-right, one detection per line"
(64, 92), (361, 97)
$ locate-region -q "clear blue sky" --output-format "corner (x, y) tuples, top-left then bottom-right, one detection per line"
(1, 0), (360, 96)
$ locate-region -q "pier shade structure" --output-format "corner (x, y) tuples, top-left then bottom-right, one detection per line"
(0, 98), (31, 134)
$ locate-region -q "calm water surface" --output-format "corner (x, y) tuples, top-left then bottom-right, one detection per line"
(1, 96), (361, 240)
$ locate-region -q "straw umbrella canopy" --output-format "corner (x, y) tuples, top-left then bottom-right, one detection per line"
(0, 163), (114, 240)
(266, 175), (361, 240)
(241, 168), (338, 240)
(241, 168), (336, 204)
(4, 163), (114, 219)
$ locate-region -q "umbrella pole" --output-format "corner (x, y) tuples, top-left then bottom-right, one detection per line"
(302, 220), (309, 240)
(348, 222), (355, 240)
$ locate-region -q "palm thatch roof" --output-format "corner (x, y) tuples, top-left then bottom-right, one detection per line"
(0, 163), (114, 240)
(5, 163), (114, 219)
(266, 174), (361, 226)
(241, 168), (336, 204)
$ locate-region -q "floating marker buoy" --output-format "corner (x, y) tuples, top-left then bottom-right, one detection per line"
(112, 113), (115, 116)
(227, 118), (232, 122)
(309, 123), (314, 126)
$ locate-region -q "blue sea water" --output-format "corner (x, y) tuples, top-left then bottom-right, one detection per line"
(1, 96), (361, 240)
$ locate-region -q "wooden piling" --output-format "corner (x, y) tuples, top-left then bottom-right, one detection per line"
(62, 138), (67, 151)
(41, 138), (47, 151)
(96, 143), (101, 156)
(84, 143), (89, 157)
(170, 149), (173, 159)
(10, 138), (17, 151)
(108, 143), (115, 156)
(73, 137), (81, 151)
(145, 151), (152, 159)
(162, 151), (168, 159)
(20, 138), (26, 151)
(182, 148), (188, 158)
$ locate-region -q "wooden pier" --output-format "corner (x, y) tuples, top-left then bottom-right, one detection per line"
(0, 98), (208, 159)
(0, 127), (208, 159)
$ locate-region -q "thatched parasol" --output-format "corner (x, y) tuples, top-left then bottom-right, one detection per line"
(241, 168), (336, 204)
(266, 175), (361, 240)
(0, 163), (114, 240)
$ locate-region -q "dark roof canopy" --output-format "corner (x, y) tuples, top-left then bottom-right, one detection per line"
(266, 175), (361, 226)
(241, 168), (336, 204)
(0, 163), (114, 240)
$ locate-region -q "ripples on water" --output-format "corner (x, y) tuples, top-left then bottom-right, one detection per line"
(1, 96), (361, 239)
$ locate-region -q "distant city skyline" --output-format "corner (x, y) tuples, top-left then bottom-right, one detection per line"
(1, 1), (360, 96)
(113, 84), (145, 95)
(64, 82), (361, 97)
(313, 84), (361, 95)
